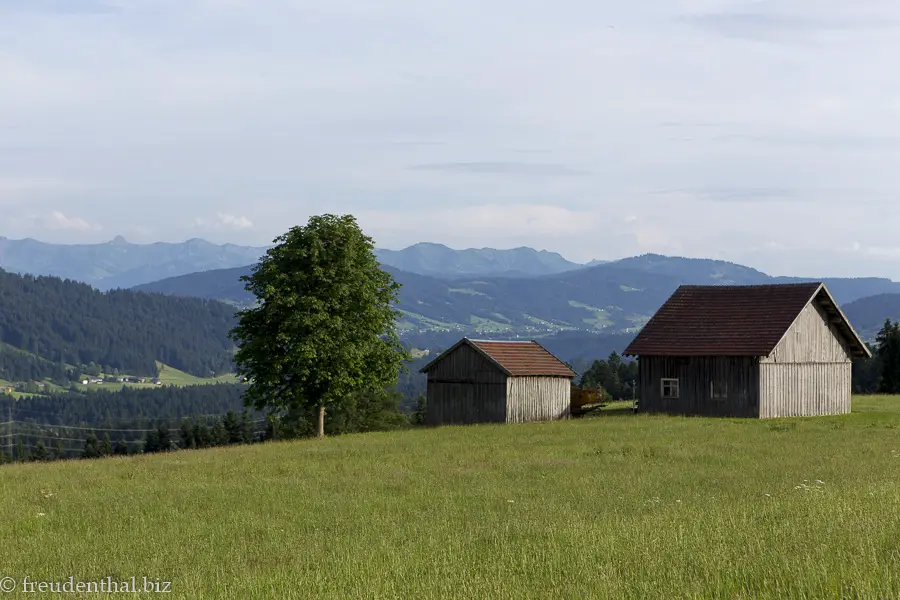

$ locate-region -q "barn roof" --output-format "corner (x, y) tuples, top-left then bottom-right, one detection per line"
(419, 338), (577, 378)
(623, 282), (871, 359)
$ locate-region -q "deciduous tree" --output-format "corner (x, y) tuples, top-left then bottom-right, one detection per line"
(230, 214), (409, 438)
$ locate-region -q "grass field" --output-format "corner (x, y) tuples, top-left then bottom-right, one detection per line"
(1, 397), (899, 599)
(154, 362), (239, 386)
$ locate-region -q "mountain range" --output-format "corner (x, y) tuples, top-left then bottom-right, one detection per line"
(4, 235), (900, 349)
(132, 252), (900, 343)
(0, 237), (610, 289)
(0, 236), (270, 290)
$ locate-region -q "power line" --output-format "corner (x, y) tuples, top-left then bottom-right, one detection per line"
(3, 418), (267, 433)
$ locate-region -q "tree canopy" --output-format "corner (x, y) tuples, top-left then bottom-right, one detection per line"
(230, 214), (409, 437)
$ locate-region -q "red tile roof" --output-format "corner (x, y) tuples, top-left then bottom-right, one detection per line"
(623, 282), (870, 358)
(420, 339), (577, 377)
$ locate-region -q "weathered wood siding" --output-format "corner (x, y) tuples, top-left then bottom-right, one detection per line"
(505, 376), (571, 423)
(638, 356), (760, 417)
(759, 300), (852, 417)
(759, 363), (851, 417)
(761, 301), (853, 363)
(425, 343), (507, 425)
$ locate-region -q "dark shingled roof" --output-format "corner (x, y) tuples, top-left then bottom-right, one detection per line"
(623, 282), (871, 358)
(420, 339), (577, 377)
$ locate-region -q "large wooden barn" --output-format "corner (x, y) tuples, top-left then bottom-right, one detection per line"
(623, 282), (871, 418)
(419, 338), (577, 425)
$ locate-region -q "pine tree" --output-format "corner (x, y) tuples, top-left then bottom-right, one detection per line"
(100, 433), (113, 457)
(144, 429), (160, 453)
(179, 419), (196, 449)
(33, 441), (49, 461)
(211, 421), (228, 446)
(876, 319), (900, 393)
(82, 434), (101, 459)
(156, 425), (172, 452)
(223, 411), (242, 444)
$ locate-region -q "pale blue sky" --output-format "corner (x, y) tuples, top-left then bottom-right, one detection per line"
(2, 0), (900, 277)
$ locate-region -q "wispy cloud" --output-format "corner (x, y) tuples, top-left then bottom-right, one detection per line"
(194, 213), (254, 231)
(3, 0), (900, 277)
(653, 187), (797, 202)
(683, 8), (898, 42)
(29, 210), (100, 232)
(0, 0), (122, 16)
(409, 162), (590, 176)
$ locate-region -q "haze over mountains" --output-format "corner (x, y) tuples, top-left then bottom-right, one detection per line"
(0, 236), (270, 290)
(3, 235), (900, 351)
(132, 243), (900, 344)
(0, 237), (608, 288)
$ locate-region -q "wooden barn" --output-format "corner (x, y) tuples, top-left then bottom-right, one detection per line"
(623, 282), (871, 418)
(419, 338), (577, 425)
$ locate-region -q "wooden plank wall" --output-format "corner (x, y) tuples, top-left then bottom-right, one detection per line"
(759, 299), (852, 417)
(638, 356), (760, 417)
(761, 300), (853, 363)
(425, 343), (507, 425)
(506, 376), (571, 423)
(759, 363), (851, 417)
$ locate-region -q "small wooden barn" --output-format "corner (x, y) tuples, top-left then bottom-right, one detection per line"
(419, 338), (577, 425)
(623, 282), (871, 418)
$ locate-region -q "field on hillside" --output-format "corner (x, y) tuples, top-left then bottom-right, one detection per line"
(67, 362), (239, 392)
(1, 397), (899, 599)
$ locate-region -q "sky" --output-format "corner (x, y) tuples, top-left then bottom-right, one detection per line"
(2, 0), (900, 278)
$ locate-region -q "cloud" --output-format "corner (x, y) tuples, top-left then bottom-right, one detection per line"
(409, 162), (590, 176)
(683, 5), (899, 42)
(194, 212), (254, 231)
(3, 0), (900, 278)
(0, 0), (121, 16)
(29, 210), (100, 232)
(358, 204), (603, 249)
(653, 187), (797, 202)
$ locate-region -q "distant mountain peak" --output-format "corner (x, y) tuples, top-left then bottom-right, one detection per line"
(110, 235), (128, 245)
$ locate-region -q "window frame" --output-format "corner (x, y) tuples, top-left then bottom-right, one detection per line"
(710, 380), (727, 401)
(660, 378), (679, 399)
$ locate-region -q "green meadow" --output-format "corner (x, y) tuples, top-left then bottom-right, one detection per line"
(1, 396), (899, 599)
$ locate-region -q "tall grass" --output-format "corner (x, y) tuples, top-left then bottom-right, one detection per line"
(0, 396), (898, 599)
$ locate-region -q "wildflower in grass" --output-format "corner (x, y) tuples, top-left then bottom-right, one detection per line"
(37, 512), (45, 517)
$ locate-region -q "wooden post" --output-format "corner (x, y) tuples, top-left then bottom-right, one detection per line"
(317, 404), (325, 438)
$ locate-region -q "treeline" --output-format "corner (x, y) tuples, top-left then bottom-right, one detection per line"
(578, 352), (638, 400)
(853, 319), (900, 394)
(3, 410), (267, 463)
(0, 383), (423, 465)
(0, 269), (237, 379)
(4, 383), (251, 426)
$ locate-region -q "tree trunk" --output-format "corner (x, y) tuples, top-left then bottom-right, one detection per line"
(317, 404), (325, 439)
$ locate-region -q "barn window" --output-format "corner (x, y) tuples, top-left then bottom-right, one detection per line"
(711, 381), (727, 401)
(661, 378), (679, 399)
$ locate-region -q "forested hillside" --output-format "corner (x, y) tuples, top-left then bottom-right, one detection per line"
(0, 269), (237, 379)
(843, 294), (900, 340)
(134, 254), (900, 342)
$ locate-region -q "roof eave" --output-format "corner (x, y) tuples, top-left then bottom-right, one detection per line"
(813, 284), (872, 359)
